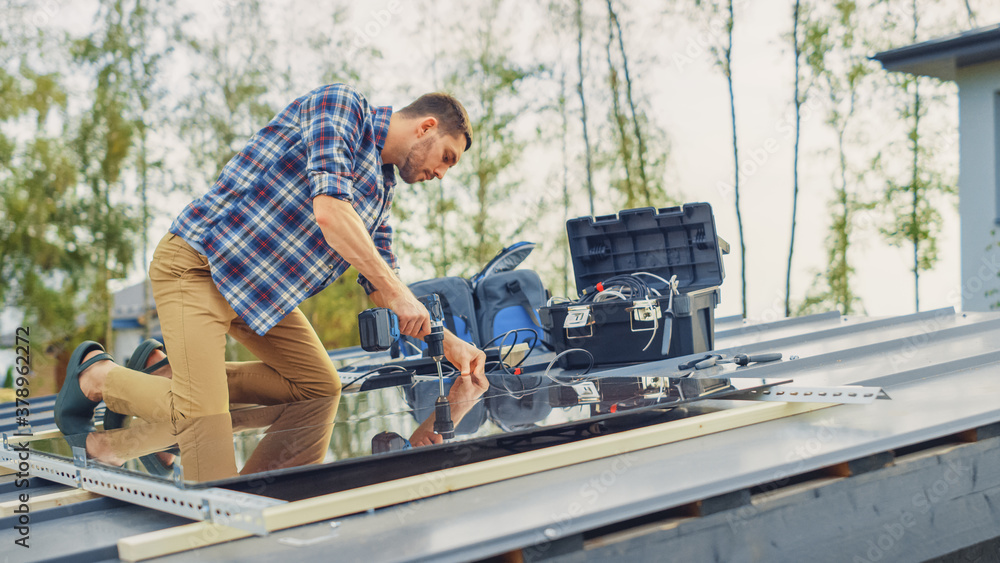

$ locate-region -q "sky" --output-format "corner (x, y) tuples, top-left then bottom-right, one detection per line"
(10, 0), (1000, 335)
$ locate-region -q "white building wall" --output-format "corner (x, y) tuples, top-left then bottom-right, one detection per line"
(957, 60), (1000, 311)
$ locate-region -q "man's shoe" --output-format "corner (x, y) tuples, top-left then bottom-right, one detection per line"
(54, 341), (112, 436)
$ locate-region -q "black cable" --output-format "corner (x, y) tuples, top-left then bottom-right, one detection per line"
(483, 328), (539, 374)
(341, 365), (410, 389)
(578, 274), (652, 303)
(482, 328), (541, 399)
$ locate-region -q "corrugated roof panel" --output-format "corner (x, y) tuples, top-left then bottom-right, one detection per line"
(1, 309), (999, 561)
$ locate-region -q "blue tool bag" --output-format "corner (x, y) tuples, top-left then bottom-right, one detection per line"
(392, 242), (548, 356)
(472, 242), (546, 348)
(474, 269), (546, 348)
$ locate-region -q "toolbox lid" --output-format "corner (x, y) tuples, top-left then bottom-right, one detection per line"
(567, 203), (727, 295)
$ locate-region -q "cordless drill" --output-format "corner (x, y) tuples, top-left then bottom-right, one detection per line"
(418, 294), (454, 440)
(358, 293), (454, 440)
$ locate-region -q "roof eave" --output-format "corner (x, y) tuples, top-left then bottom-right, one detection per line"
(872, 23), (1000, 81)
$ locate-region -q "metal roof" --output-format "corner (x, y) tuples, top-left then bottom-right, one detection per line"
(871, 22), (1000, 80)
(3, 307), (1000, 562)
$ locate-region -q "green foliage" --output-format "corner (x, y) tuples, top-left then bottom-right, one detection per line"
(2, 367), (13, 389)
(298, 268), (371, 349)
(69, 0), (184, 341)
(401, 0), (544, 276)
(177, 0), (278, 187)
(795, 0), (889, 317)
(0, 26), (104, 345)
(869, 0), (958, 312)
(599, 0), (671, 210)
(688, 0), (746, 317)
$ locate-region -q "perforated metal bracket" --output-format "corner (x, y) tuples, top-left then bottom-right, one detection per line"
(0, 447), (287, 535)
(72, 445), (87, 468)
(202, 488), (285, 535)
(729, 385), (890, 404)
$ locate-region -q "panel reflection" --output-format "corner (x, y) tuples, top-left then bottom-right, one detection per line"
(27, 374), (784, 488)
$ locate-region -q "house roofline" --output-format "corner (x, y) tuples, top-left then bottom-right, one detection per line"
(871, 23), (1000, 80)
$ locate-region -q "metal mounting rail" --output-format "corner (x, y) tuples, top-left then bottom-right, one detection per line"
(727, 384), (890, 404)
(0, 433), (285, 535)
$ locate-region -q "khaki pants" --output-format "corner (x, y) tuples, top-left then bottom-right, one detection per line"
(103, 233), (341, 423)
(98, 396), (340, 483)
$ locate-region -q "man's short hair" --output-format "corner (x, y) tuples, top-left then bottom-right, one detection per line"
(398, 93), (473, 151)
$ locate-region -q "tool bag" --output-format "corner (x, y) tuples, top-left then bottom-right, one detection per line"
(539, 203), (727, 368)
(474, 270), (546, 347)
(395, 242), (547, 356)
(472, 242), (546, 348)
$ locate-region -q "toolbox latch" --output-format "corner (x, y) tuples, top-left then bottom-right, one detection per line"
(627, 299), (661, 333)
(563, 305), (594, 338)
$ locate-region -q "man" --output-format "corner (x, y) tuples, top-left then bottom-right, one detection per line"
(55, 83), (487, 447)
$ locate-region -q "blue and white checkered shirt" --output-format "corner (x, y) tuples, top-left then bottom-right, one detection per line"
(170, 83), (398, 336)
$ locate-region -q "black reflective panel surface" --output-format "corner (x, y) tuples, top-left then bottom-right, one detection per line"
(27, 364), (788, 498)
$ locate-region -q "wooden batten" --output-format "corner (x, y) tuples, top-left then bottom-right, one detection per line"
(118, 401), (833, 561)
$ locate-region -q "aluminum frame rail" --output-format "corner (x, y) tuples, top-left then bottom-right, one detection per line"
(0, 432), (285, 535)
(725, 384), (890, 403)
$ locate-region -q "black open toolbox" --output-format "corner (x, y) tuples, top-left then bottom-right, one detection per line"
(539, 203), (727, 368)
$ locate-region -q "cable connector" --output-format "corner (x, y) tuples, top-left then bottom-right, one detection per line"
(579, 282), (605, 298)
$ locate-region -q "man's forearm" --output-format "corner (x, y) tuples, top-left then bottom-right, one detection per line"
(313, 195), (404, 299)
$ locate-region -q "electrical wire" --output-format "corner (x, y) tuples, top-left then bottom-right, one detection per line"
(578, 274), (651, 303)
(593, 289), (629, 302)
(640, 311), (658, 352)
(403, 339), (424, 356)
(483, 328), (539, 375)
(483, 328), (541, 399)
(632, 271), (673, 288)
(543, 348), (595, 387)
(341, 365), (410, 389)
(566, 273), (684, 353)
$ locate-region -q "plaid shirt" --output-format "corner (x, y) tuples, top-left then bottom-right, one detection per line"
(170, 83), (398, 336)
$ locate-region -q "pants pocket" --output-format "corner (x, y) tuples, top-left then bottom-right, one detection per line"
(151, 234), (211, 280)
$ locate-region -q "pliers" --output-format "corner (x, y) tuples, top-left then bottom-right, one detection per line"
(678, 352), (783, 370)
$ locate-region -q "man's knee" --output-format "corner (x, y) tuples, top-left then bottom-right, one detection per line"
(302, 366), (341, 398)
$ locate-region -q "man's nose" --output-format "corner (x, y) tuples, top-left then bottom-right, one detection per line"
(433, 164), (447, 179)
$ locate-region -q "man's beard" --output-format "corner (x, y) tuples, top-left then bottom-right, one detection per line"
(398, 134), (435, 184)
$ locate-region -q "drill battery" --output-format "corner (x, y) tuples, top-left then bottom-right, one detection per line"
(358, 308), (400, 352)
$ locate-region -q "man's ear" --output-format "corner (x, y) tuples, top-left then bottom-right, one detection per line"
(417, 117), (438, 137)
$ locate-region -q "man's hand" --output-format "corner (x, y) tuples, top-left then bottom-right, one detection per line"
(447, 363), (489, 407)
(379, 290), (431, 339)
(408, 370), (489, 447)
(409, 419), (443, 447)
(408, 333), (489, 448)
(443, 332), (487, 388)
